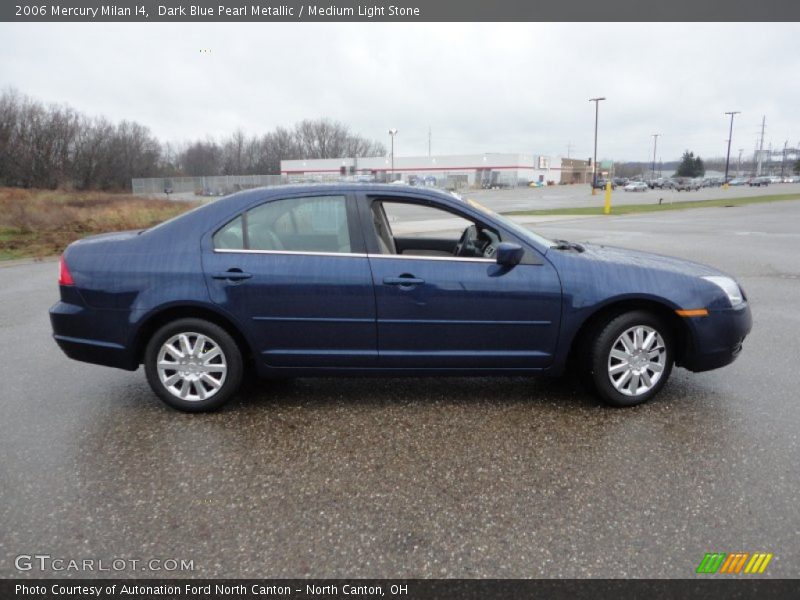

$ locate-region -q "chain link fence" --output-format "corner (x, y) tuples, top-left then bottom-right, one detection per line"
(132, 175), (285, 199)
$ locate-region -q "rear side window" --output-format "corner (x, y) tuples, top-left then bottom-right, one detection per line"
(214, 215), (244, 249)
(213, 195), (352, 253)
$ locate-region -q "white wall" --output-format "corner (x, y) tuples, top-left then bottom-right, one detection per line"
(281, 153), (561, 185)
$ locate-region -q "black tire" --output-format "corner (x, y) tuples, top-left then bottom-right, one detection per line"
(144, 318), (244, 412)
(586, 310), (673, 407)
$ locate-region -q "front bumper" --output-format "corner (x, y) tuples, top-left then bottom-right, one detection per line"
(680, 303), (752, 372)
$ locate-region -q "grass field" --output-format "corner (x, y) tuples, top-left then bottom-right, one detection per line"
(3, 188), (799, 262)
(504, 192), (800, 217)
(0, 188), (200, 261)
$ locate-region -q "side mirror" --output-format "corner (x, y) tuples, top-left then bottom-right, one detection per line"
(496, 242), (524, 267)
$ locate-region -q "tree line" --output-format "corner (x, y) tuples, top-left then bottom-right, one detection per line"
(0, 88), (386, 191)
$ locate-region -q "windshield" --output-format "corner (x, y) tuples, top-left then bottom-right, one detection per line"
(466, 198), (553, 248)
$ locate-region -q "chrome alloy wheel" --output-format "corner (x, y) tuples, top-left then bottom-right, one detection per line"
(607, 325), (666, 397)
(156, 332), (228, 401)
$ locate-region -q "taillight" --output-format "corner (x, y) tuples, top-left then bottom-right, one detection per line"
(58, 254), (75, 286)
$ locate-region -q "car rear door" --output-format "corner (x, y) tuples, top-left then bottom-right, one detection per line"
(202, 192), (377, 369)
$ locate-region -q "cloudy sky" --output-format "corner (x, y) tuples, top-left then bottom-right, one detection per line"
(2, 22), (798, 161)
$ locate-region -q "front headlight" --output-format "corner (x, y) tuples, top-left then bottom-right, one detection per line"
(702, 276), (744, 307)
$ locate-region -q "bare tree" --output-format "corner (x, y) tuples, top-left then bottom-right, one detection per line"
(180, 139), (222, 176)
(0, 88), (386, 187)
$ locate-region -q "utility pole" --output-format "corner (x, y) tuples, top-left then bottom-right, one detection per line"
(388, 128), (398, 177)
(566, 142), (573, 159)
(723, 111), (740, 187)
(428, 126), (431, 157)
(781, 140), (788, 178)
(756, 116), (766, 176)
(651, 134), (660, 180)
(589, 97), (606, 195)
(737, 149), (743, 177)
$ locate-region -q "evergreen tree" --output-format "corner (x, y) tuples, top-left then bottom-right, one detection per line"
(676, 151), (705, 178)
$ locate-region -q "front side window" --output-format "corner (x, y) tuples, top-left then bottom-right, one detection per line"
(372, 199), (502, 260)
(214, 195), (352, 253)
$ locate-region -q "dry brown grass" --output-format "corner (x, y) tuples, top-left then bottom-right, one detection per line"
(0, 187), (200, 260)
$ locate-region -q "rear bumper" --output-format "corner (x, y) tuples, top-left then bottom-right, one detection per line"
(50, 300), (138, 371)
(680, 304), (752, 373)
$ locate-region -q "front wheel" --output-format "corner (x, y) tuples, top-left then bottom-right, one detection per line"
(587, 311), (674, 407)
(144, 318), (244, 412)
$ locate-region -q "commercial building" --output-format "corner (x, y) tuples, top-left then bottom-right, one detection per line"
(559, 158), (592, 184)
(280, 153), (563, 188)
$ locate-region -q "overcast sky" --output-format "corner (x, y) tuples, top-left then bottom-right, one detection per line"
(2, 22), (798, 161)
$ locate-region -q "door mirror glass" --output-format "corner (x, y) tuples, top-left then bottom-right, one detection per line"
(496, 242), (524, 266)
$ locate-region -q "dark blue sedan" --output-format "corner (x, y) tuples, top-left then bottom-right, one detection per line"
(50, 184), (752, 411)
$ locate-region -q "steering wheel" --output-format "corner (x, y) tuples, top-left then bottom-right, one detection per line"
(480, 229), (499, 258)
(455, 225), (477, 257)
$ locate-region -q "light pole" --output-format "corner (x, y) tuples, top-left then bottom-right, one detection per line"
(781, 140), (788, 178)
(723, 111), (740, 186)
(388, 128), (398, 179)
(589, 97), (606, 194)
(651, 134), (660, 181)
(737, 149), (743, 177)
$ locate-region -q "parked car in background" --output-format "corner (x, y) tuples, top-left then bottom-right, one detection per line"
(623, 181), (648, 192)
(768, 176), (782, 184)
(50, 184), (752, 411)
(592, 178), (616, 190)
(613, 177), (628, 187)
(748, 177), (770, 187)
(675, 178), (701, 191)
(652, 178), (676, 190)
(727, 178), (747, 186)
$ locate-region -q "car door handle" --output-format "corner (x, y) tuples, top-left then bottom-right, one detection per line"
(383, 276), (424, 286)
(212, 270), (253, 281)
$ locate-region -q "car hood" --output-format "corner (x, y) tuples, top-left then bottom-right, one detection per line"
(573, 242), (722, 278)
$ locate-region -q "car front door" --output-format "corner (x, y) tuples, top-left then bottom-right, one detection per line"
(358, 194), (562, 370)
(202, 192), (377, 369)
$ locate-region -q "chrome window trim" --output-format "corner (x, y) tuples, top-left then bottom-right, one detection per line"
(212, 248), (496, 263)
(214, 248), (367, 258)
(367, 253), (495, 264)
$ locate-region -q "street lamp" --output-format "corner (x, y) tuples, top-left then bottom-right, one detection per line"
(723, 111), (740, 186)
(589, 97), (606, 194)
(388, 128), (398, 178)
(651, 134), (660, 181)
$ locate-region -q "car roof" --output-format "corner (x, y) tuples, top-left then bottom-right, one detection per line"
(156, 183), (468, 235)
(227, 182), (461, 204)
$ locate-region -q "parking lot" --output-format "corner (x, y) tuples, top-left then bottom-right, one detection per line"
(1, 200), (799, 578)
(467, 181), (800, 213)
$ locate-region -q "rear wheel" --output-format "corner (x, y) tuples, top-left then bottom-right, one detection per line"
(144, 318), (243, 412)
(587, 311), (673, 407)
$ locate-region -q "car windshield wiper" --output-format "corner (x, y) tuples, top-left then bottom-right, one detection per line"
(551, 239), (585, 252)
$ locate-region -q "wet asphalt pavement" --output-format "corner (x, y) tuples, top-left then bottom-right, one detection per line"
(1, 201), (798, 579)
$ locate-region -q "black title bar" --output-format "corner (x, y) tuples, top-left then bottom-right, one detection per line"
(3, 0), (800, 22)
(3, 579), (800, 600)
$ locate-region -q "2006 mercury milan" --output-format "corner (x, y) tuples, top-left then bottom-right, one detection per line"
(50, 184), (751, 411)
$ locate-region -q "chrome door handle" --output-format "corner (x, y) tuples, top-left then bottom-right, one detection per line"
(383, 276), (424, 286)
(212, 270), (253, 281)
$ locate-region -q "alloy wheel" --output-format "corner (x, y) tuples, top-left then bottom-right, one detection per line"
(156, 332), (228, 401)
